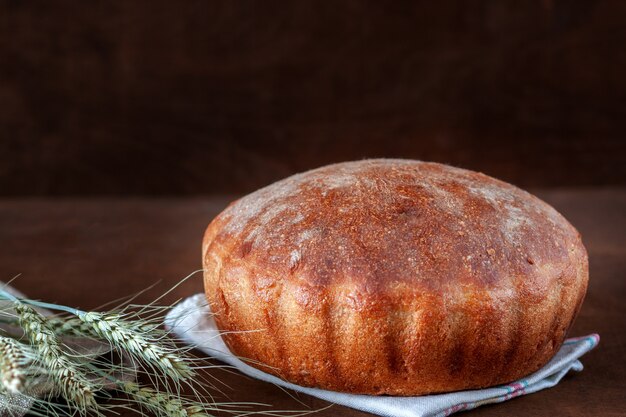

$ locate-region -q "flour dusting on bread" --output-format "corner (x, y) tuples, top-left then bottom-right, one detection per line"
(202, 159), (588, 396)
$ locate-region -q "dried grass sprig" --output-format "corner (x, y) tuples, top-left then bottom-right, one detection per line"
(15, 302), (98, 413)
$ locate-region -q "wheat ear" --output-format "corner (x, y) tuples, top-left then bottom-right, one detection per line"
(15, 303), (98, 413)
(0, 336), (29, 393)
(46, 315), (162, 338)
(119, 382), (210, 417)
(78, 312), (194, 381)
(38, 317), (92, 338)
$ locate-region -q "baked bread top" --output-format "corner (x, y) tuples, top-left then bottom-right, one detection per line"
(206, 159), (582, 303)
(202, 159), (588, 395)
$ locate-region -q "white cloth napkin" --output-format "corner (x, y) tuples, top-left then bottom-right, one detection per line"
(165, 294), (599, 417)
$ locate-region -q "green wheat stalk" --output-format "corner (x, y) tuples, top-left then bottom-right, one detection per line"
(0, 277), (316, 417)
(15, 302), (99, 414)
(0, 335), (29, 394)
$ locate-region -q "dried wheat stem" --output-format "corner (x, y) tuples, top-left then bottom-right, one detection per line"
(46, 315), (162, 338)
(46, 317), (93, 336)
(0, 336), (28, 393)
(15, 302), (98, 412)
(119, 382), (210, 417)
(78, 312), (194, 381)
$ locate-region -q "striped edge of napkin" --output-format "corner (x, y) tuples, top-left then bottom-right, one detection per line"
(165, 294), (599, 417)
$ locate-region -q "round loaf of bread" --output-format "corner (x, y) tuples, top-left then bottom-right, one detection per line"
(202, 159), (588, 395)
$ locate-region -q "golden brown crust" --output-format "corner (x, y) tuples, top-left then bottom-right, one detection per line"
(202, 159), (588, 395)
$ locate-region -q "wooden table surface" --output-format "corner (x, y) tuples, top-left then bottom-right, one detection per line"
(1, 189), (624, 416)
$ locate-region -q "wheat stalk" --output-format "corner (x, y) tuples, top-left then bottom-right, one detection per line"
(0, 281), (310, 417)
(118, 382), (211, 417)
(46, 315), (162, 338)
(15, 302), (98, 413)
(77, 312), (194, 381)
(45, 317), (94, 337)
(0, 314), (161, 339)
(0, 336), (29, 393)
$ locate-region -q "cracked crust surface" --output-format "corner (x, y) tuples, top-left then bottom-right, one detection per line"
(202, 159), (588, 395)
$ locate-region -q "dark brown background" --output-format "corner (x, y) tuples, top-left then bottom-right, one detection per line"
(1, 2), (625, 416)
(1, 1), (625, 196)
